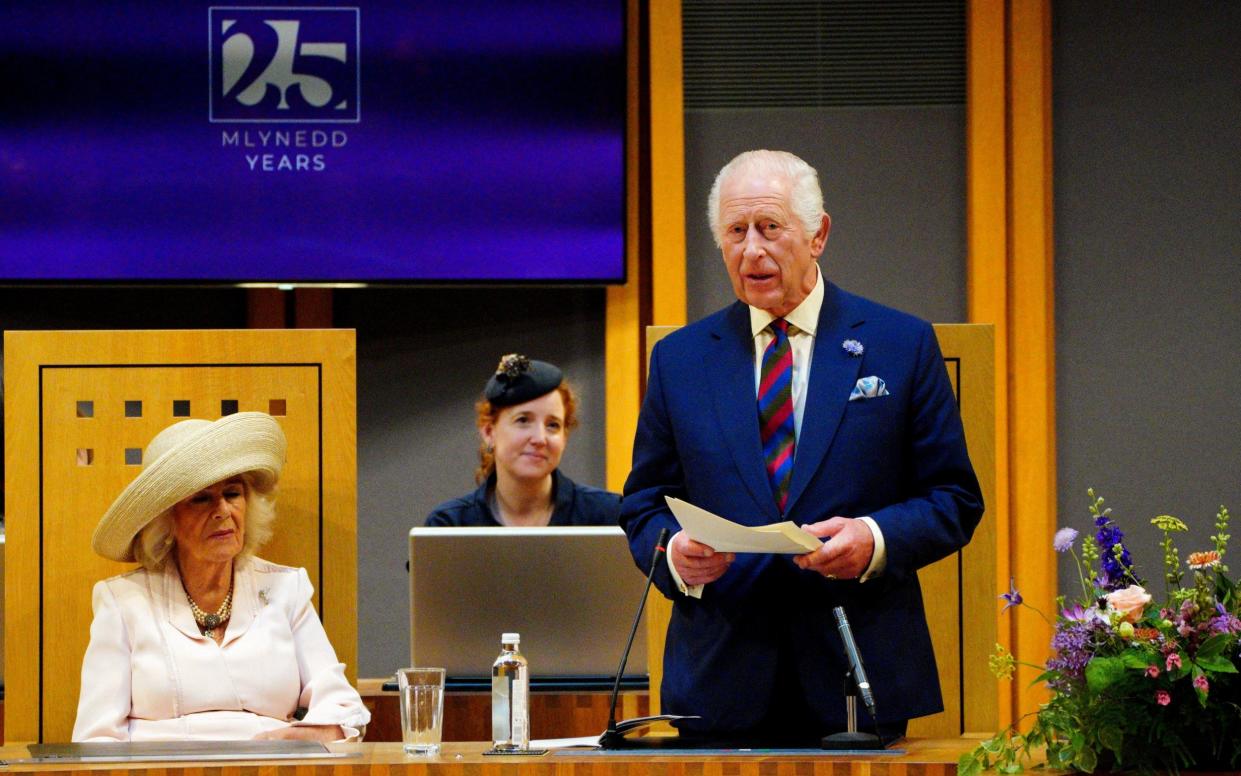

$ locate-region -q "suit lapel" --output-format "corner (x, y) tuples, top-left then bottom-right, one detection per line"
(784, 283), (865, 515)
(163, 564), (204, 641)
(222, 558), (255, 645)
(164, 558), (257, 643)
(708, 302), (781, 522)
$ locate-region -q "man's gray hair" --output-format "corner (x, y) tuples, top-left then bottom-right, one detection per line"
(707, 150), (825, 248)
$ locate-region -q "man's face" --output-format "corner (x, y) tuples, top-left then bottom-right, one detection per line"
(717, 169), (829, 318)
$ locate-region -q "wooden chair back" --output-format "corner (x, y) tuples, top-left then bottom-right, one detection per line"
(3, 329), (358, 743)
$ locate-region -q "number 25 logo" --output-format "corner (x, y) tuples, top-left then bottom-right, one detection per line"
(210, 8), (359, 122)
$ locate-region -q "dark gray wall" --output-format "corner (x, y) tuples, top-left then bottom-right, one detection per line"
(684, 107), (967, 325)
(334, 288), (607, 675)
(1054, 2), (1241, 591)
(0, 286), (607, 679)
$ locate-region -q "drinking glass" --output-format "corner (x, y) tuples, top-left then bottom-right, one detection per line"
(397, 667), (445, 755)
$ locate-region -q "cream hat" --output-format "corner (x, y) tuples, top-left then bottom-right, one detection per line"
(92, 412), (287, 562)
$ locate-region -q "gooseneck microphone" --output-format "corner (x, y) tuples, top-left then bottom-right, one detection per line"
(832, 606), (878, 721)
(821, 605), (886, 750)
(599, 527), (671, 749)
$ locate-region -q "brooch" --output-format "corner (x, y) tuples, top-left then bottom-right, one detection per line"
(841, 339), (864, 357)
(495, 353), (531, 380)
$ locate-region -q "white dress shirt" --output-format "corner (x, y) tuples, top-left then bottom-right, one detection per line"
(670, 266), (887, 596)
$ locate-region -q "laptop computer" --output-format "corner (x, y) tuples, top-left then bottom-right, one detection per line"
(408, 526), (648, 688)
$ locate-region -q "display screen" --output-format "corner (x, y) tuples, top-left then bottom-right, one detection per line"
(0, 1), (626, 283)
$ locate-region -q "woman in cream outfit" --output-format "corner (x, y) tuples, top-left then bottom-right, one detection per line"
(73, 412), (370, 742)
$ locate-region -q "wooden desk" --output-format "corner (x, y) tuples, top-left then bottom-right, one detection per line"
(358, 683), (649, 742)
(0, 740), (976, 775)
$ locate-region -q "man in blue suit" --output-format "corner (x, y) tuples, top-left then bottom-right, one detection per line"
(621, 150), (983, 744)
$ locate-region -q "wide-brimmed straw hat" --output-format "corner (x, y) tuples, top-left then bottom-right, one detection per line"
(92, 412), (287, 562)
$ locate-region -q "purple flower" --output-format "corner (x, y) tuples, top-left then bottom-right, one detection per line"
(1061, 603), (1088, 620)
(1166, 653), (1182, 671)
(1048, 621), (1094, 689)
(1061, 603), (1107, 625)
(841, 339), (864, 357)
(1194, 675), (1210, 694)
(1053, 527), (1079, 553)
(1094, 514), (1135, 591)
(1209, 610), (1241, 634)
(1000, 578), (1023, 612)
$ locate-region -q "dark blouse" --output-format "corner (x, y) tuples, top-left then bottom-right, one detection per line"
(424, 469), (620, 527)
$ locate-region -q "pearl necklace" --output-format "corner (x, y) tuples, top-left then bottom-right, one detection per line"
(186, 584), (233, 639)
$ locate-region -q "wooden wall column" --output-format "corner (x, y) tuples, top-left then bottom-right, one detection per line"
(605, 0), (645, 493)
(246, 288), (333, 329)
(967, 0), (1056, 725)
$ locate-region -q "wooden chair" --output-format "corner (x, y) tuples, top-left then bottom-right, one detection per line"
(3, 329), (357, 743)
(642, 323), (998, 737)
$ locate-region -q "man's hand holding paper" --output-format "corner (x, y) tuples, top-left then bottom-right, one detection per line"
(794, 517), (876, 580)
(665, 496), (877, 582)
(664, 496), (822, 553)
(669, 531), (735, 586)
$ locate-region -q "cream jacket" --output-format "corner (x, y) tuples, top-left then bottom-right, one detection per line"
(72, 556), (370, 741)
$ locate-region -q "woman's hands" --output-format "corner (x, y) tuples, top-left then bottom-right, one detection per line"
(253, 724), (346, 743)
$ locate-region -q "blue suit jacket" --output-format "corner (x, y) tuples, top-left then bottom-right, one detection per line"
(621, 283), (983, 735)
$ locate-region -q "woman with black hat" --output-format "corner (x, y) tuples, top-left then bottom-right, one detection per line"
(425, 354), (620, 527)
(72, 413), (369, 742)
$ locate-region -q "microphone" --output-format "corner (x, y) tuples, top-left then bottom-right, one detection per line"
(833, 606), (878, 720)
(821, 605), (886, 750)
(599, 527), (671, 749)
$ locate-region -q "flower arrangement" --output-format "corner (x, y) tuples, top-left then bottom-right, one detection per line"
(961, 490), (1240, 775)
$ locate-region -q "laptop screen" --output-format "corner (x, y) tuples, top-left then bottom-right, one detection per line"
(409, 526), (648, 683)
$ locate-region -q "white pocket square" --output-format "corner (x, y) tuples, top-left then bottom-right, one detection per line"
(849, 376), (890, 401)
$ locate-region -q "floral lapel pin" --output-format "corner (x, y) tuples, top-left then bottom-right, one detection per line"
(841, 339), (864, 357)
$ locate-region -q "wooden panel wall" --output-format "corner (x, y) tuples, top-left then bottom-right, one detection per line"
(966, 0), (1056, 723)
(3, 329), (357, 743)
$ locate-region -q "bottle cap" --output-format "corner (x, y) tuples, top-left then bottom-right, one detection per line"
(502, 632), (520, 644)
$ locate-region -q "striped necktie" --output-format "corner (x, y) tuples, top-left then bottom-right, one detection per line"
(758, 318), (796, 512)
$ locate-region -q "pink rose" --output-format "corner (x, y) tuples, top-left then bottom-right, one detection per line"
(1105, 584), (1152, 624)
(1146, 666), (1160, 678)
(1156, 690), (1171, 706)
(1194, 675), (1209, 694)
(1166, 653), (1182, 671)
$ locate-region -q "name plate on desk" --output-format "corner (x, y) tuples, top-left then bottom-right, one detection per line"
(27, 740), (354, 763)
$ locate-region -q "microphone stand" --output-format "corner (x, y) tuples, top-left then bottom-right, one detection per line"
(821, 606), (886, 750)
(599, 527), (681, 749)
(820, 670), (883, 749)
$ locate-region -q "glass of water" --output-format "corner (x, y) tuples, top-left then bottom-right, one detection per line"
(397, 667), (445, 755)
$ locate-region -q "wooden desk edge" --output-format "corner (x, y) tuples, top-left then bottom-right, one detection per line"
(0, 739), (985, 772)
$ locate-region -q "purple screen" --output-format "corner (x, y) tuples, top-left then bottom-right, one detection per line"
(0, 2), (625, 283)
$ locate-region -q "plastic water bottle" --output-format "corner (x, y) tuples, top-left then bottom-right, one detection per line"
(491, 632), (530, 750)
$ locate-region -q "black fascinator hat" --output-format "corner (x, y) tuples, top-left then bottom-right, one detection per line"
(484, 354), (563, 408)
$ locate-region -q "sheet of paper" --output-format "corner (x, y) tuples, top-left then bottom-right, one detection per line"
(665, 497), (822, 554)
(530, 736), (601, 749)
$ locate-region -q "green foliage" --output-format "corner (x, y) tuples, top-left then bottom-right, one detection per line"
(970, 491), (1241, 773)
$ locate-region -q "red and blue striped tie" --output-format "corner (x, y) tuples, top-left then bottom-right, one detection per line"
(758, 319), (796, 512)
